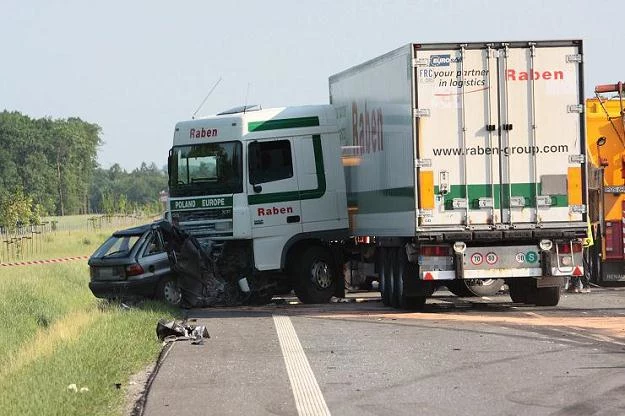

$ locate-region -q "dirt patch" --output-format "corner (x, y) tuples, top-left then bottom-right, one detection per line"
(321, 311), (625, 344)
(125, 363), (155, 416)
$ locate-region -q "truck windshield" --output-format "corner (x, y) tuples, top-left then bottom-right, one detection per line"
(169, 141), (242, 197)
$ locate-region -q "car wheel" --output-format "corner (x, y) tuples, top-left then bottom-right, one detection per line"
(158, 276), (182, 306)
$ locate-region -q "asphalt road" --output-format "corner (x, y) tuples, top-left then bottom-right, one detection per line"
(143, 287), (625, 416)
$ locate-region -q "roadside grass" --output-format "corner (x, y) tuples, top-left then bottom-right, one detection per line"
(0, 231), (179, 415)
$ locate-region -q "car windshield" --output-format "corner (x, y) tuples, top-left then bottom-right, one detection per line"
(93, 234), (142, 258)
(169, 141), (242, 197)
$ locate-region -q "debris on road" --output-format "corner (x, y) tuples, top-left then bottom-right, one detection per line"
(156, 319), (210, 345)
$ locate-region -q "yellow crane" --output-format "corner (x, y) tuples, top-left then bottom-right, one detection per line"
(586, 82), (625, 283)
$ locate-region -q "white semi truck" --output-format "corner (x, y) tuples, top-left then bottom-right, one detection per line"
(167, 40), (588, 308)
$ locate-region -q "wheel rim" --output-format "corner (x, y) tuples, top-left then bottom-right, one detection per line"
(163, 280), (182, 305)
(311, 260), (333, 289)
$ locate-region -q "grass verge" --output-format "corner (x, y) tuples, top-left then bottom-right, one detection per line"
(0, 250), (179, 415)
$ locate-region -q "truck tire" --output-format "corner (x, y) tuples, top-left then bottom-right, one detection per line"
(293, 246), (337, 304)
(508, 279), (532, 303)
(534, 286), (560, 306)
(394, 247), (427, 310)
(379, 248), (392, 306)
(447, 279), (504, 297)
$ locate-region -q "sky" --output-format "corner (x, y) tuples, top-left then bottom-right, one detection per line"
(1, 0), (623, 171)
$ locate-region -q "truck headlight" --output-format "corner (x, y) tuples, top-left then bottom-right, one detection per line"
(214, 221), (231, 231)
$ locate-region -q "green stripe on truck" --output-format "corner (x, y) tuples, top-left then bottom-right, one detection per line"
(248, 116), (320, 132)
(435, 183), (568, 209)
(347, 183), (569, 214)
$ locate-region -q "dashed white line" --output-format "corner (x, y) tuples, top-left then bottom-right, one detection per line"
(273, 314), (331, 416)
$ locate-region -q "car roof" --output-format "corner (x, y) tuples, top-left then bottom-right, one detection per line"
(112, 223), (152, 237)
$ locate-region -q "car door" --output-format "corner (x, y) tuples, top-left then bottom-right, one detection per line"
(137, 229), (171, 279)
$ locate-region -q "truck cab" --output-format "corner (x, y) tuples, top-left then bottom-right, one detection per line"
(167, 105), (349, 302)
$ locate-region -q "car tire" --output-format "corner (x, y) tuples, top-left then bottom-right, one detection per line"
(157, 276), (182, 306)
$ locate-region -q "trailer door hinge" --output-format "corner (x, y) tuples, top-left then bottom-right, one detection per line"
(414, 108), (431, 118)
(452, 198), (468, 209)
(509, 196), (526, 207)
(536, 195), (553, 207)
(569, 154), (585, 164)
(567, 104), (584, 113)
(566, 54), (583, 63)
(412, 58), (429, 67)
(415, 158), (432, 168)
(478, 197), (494, 208)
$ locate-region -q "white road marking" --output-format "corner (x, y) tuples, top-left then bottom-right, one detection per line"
(273, 314), (331, 416)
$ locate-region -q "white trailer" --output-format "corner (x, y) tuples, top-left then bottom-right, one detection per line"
(330, 40), (587, 307)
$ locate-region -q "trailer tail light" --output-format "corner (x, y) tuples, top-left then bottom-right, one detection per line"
(557, 242), (582, 254)
(125, 263), (145, 277)
(604, 221), (624, 260)
(420, 245), (451, 257)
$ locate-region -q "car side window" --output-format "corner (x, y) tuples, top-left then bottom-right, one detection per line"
(249, 139), (293, 184)
(144, 232), (164, 256)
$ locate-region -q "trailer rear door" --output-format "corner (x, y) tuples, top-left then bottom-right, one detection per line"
(414, 41), (585, 231)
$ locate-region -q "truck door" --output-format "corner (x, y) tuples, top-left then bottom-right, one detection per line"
(415, 45), (500, 228)
(247, 138), (303, 269)
(499, 44), (584, 226)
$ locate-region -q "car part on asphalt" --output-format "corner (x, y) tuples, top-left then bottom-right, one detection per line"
(156, 319), (210, 344)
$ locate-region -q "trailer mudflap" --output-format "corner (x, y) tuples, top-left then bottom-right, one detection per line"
(536, 276), (565, 288)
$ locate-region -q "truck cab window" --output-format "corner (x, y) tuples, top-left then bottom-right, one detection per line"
(249, 140), (293, 184)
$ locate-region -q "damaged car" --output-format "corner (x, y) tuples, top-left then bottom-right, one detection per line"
(88, 223), (182, 306)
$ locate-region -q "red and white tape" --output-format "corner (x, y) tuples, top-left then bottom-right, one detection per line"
(0, 255), (89, 267)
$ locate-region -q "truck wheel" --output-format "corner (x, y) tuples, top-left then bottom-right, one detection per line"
(508, 279), (532, 303)
(157, 276), (182, 306)
(394, 247), (427, 310)
(534, 286), (560, 306)
(379, 248), (392, 306)
(388, 248), (400, 307)
(448, 279), (504, 297)
(293, 246), (337, 304)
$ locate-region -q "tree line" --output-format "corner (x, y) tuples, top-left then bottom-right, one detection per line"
(0, 111), (167, 229)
